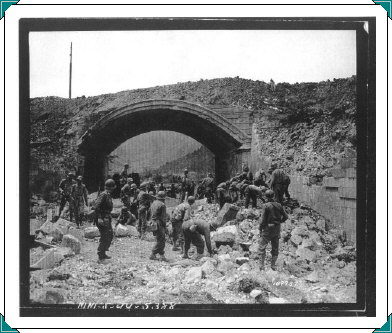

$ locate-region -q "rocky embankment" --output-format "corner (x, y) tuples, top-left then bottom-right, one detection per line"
(30, 197), (356, 305)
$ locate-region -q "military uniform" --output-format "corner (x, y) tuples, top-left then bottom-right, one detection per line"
(201, 176), (214, 203)
(71, 182), (88, 226)
(245, 184), (264, 208)
(58, 178), (75, 220)
(182, 220), (213, 257)
(120, 184), (132, 210)
(171, 202), (193, 250)
(137, 190), (151, 237)
(216, 182), (228, 209)
(270, 169), (290, 203)
(95, 190), (114, 260)
(229, 183), (239, 203)
(258, 200), (288, 270)
(180, 175), (192, 202)
(254, 169), (267, 187)
(150, 199), (167, 256)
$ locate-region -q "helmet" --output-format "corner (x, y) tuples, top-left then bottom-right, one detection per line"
(207, 172), (213, 177)
(105, 179), (116, 189)
(243, 165), (249, 172)
(131, 183), (137, 189)
(127, 177), (133, 183)
(140, 181), (148, 189)
(184, 168), (188, 173)
(157, 191), (166, 200)
(124, 163), (129, 167)
(187, 196), (195, 204)
(77, 175), (83, 181)
(67, 172), (75, 178)
(265, 189), (274, 198)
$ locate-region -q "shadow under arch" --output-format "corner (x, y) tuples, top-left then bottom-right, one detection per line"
(78, 99), (251, 190)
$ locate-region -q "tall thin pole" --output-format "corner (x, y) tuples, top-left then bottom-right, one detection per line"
(69, 42), (72, 99)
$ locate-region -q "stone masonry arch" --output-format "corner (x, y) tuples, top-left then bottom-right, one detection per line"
(78, 99), (251, 189)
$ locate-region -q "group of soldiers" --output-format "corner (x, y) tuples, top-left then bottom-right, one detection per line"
(57, 162), (290, 270)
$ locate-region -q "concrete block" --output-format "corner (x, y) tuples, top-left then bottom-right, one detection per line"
(339, 158), (356, 169)
(345, 168), (357, 178)
(339, 187), (356, 199)
(330, 168), (346, 178)
(323, 177), (341, 188)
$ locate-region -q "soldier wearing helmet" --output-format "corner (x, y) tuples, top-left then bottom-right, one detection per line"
(149, 191), (168, 261)
(180, 168), (192, 202)
(258, 189), (288, 271)
(245, 184), (267, 209)
(120, 164), (129, 184)
(200, 172), (215, 204)
(120, 178), (135, 211)
(170, 196), (195, 253)
(182, 219), (215, 260)
(216, 182), (231, 210)
(229, 181), (239, 204)
(71, 175), (88, 227)
(58, 172), (76, 221)
(136, 181), (151, 239)
(269, 166), (290, 203)
(95, 179), (116, 263)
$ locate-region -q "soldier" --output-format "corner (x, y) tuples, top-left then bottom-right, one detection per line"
(149, 191), (168, 261)
(58, 172), (75, 221)
(245, 184), (267, 209)
(182, 220), (215, 260)
(254, 168), (267, 187)
(129, 183), (139, 219)
(169, 183), (176, 199)
(216, 182), (228, 210)
(229, 181), (240, 204)
(170, 196), (195, 252)
(120, 178), (134, 210)
(120, 164), (129, 183)
(137, 182), (151, 239)
(71, 176), (88, 228)
(180, 168), (191, 202)
(270, 167), (290, 203)
(259, 190), (288, 270)
(201, 172), (215, 203)
(158, 182), (165, 192)
(240, 165), (253, 183)
(116, 207), (136, 227)
(95, 179), (116, 263)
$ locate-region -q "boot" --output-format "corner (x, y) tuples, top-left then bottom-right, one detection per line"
(179, 243), (184, 255)
(260, 254), (266, 271)
(102, 253), (111, 259)
(195, 253), (204, 261)
(149, 253), (158, 260)
(160, 254), (169, 262)
(271, 255), (278, 271)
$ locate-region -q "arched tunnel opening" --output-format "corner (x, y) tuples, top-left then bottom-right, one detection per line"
(78, 100), (251, 191)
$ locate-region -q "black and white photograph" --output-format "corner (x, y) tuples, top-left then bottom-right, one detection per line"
(8, 7), (381, 326)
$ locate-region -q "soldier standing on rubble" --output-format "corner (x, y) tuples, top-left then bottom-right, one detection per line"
(71, 176), (88, 228)
(182, 220), (216, 260)
(170, 196), (195, 253)
(149, 191), (168, 261)
(120, 178), (134, 210)
(137, 182), (150, 239)
(254, 168), (268, 187)
(259, 189), (288, 271)
(95, 179), (116, 263)
(216, 181), (229, 209)
(58, 172), (75, 221)
(229, 181), (239, 204)
(201, 172), (215, 203)
(240, 165), (253, 183)
(180, 168), (191, 202)
(120, 163), (129, 184)
(245, 184), (267, 209)
(270, 166), (291, 203)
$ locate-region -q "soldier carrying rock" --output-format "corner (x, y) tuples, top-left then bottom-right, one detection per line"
(71, 175), (88, 228)
(200, 172), (215, 203)
(95, 179), (116, 263)
(149, 191), (168, 261)
(244, 184), (267, 209)
(270, 166), (291, 203)
(259, 189), (288, 271)
(137, 182), (151, 239)
(58, 172), (75, 221)
(170, 196), (195, 253)
(182, 220), (216, 260)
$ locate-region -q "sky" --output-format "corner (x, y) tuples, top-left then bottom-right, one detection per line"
(29, 30), (356, 98)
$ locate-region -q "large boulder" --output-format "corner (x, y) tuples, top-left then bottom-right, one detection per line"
(30, 219), (45, 236)
(216, 261), (235, 274)
(290, 234), (303, 246)
(296, 247), (318, 262)
(84, 227), (100, 239)
(31, 288), (65, 304)
(39, 221), (64, 242)
(212, 225), (238, 247)
(239, 220), (253, 233)
(185, 267), (204, 283)
(67, 227), (85, 242)
(126, 225), (140, 238)
(54, 218), (72, 234)
(201, 259), (216, 275)
(30, 248), (65, 270)
(213, 204), (240, 228)
(61, 234), (81, 254)
(115, 224), (131, 237)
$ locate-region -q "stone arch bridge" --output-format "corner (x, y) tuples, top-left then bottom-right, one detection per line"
(78, 99), (254, 190)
